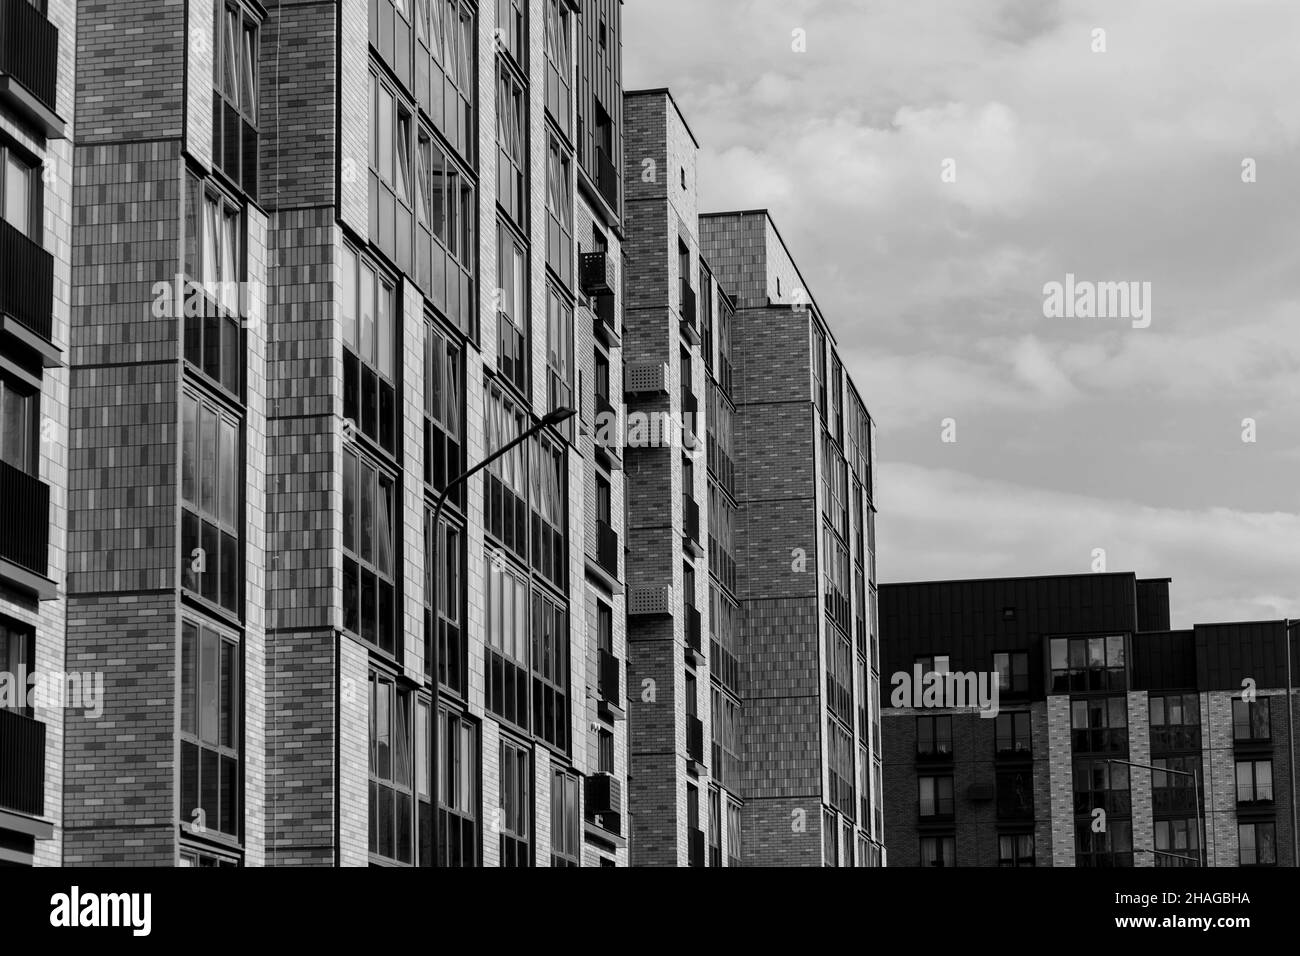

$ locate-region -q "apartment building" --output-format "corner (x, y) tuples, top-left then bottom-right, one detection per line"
(52, 0), (630, 867)
(0, 0), (73, 868)
(880, 572), (1300, 868)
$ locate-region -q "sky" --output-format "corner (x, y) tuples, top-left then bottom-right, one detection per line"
(624, 0), (1300, 629)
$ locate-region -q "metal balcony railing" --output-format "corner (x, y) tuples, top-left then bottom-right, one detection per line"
(0, 458), (49, 576)
(0, 707), (45, 816)
(0, 217), (53, 342)
(0, 0), (58, 114)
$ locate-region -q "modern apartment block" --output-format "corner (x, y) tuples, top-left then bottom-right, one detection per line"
(52, 0), (631, 868)
(880, 572), (1300, 868)
(0, 0), (74, 868)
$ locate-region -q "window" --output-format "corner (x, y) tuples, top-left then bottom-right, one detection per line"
(918, 776), (953, 818)
(496, 224), (529, 393)
(821, 433), (848, 540)
(369, 673), (413, 863)
(711, 686), (738, 788)
(369, 72), (414, 270)
(916, 715), (952, 757)
(998, 833), (1034, 867)
(213, 2), (258, 196)
(1076, 819), (1132, 867)
(916, 654), (949, 676)
(821, 807), (837, 866)
(706, 382), (735, 494)
(1232, 698), (1270, 741)
(708, 585), (740, 697)
(179, 620), (240, 837)
(920, 835), (955, 868)
(496, 0), (526, 66)
(825, 626), (852, 723)
(546, 288), (573, 434)
(0, 141), (39, 239)
(545, 138), (573, 288)
(433, 707), (478, 866)
(181, 176), (243, 395)
(544, 0), (571, 130)
(484, 384), (528, 561)
(530, 435), (566, 588)
(178, 848), (239, 867)
(687, 785), (702, 866)
(1151, 755), (1200, 813)
(1073, 757), (1130, 816)
(0, 375), (38, 475)
(1154, 818), (1199, 867)
(531, 589), (568, 752)
(1149, 692), (1201, 750)
(550, 770), (579, 866)
(0, 619), (33, 716)
(424, 509), (463, 694)
(485, 554), (529, 729)
(997, 769), (1033, 820)
(416, 0), (475, 161)
(597, 727), (614, 773)
(708, 787), (722, 867)
(1239, 822), (1276, 866)
(1236, 760), (1273, 804)
(342, 247), (397, 455)
(994, 711), (1032, 757)
(424, 322), (463, 499)
(726, 799), (742, 867)
(181, 393), (241, 614)
(371, 0), (413, 89)
(342, 449), (397, 655)
(822, 526), (850, 634)
(828, 719), (854, 814)
(1049, 635), (1126, 692)
(496, 65), (527, 225)
(499, 738), (530, 866)
(1070, 696), (1128, 753)
(811, 322), (826, 411)
(415, 128), (475, 333)
(993, 651), (1029, 696)
(707, 484), (736, 593)
(829, 353), (843, 441)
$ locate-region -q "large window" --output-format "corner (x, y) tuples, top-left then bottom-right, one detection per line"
(822, 526), (850, 634)
(415, 130), (476, 334)
(1073, 758), (1130, 816)
(496, 65), (526, 226)
(997, 769), (1033, 820)
(1149, 692), (1201, 750)
(550, 770), (580, 867)
(998, 833), (1034, 867)
(1238, 822), (1276, 866)
(342, 246), (397, 455)
(825, 627), (852, 724)
(711, 686), (738, 788)
(828, 719), (854, 815)
(179, 620), (240, 837)
(918, 775), (954, 819)
(706, 383), (735, 494)
(495, 0), (526, 67)
(181, 393), (241, 614)
(433, 706), (477, 866)
(545, 138), (573, 289)
(485, 553), (529, 729)
(499, 737), (530, 866)
(993, 651), (1030, 696)
(1232, 698), (1270, 741)
(1235, 760), (1273, 805)
(369, 673), (413, 863)
(709, 585), (740, 697)
(1076, 819), (1132, 867)
(0, 141), (39, 239)
(543, 0), (571, 130)
(0, 375), (38, 475)
(1151, 755), (1200, 813)
(995, 711), (1031, 757)
(821, 434), (848, 540)
(424, 509), (463, 694)
(212, 2), (258, 196)
(1050, 635), (1126, 692)
(342, 449), (397, 656)
(496, 224), (529, 393)
(484, 384), (528, 561)
(916, 715), (952, 758)
(727, 799), (742, 867)
(531, 589), (568, 752)
(920, 835), (955, 868)
(811, 322), (826, 411)
(416, 0), (475, 162)
(1154, 818), (1199, 867)
(181, 176), (243, 395)
(546, 288), (573, 430)
(708, 485), (736, 592)
(369, 71), (415, 270)
(424, 322), (463, 498)
(530, 436), (566, 588)
(1070, 696), (1128, 753)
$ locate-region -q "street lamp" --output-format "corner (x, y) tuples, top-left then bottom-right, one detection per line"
(428, 405), (575, 866)
(1107, 757), (1202, 866)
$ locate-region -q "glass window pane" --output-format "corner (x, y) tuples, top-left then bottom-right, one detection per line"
(219, 417), (237, 526)
(361, 264), (376, 364)
(200, 405), (217, 513)
(199, 627), (218, 744)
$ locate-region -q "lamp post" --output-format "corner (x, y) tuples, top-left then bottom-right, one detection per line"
(1107, 757), (1202, 866)
(428, 405), (575, 866)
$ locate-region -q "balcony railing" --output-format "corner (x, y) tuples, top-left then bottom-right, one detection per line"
(0, 459), (49, 577)
(0, 707), (45, 817)
(580, 251), (615, 298)
(0, 0), (59, 115)
(591, 293), (618, 345)
(595, 146), (618, 211)
(0, 217), (53, 343)
(596, 519), (619, 579)
(597, 648), (620, 707)
(686, 715), (705, 763)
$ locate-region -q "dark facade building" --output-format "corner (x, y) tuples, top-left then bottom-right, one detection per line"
(881, 572), (1300, 867)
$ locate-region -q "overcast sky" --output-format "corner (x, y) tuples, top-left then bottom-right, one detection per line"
(625, 0), (1300, 629)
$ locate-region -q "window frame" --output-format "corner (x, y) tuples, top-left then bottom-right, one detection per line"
(179, 617), (242, 840)
(180, 391), (242, 617)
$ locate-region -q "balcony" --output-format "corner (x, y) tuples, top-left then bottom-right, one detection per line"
(584, 772), (622, 837)
(628, 586), (672, 618)
(595, 146), (618, 212)
(591, 293), (619, 347)
(580, 251), (615, 299)
(0, 0), (63, 137)
(625, 361), (669, 397)
(688, 827), (705, 867)
(685, 604), (704, 667)
(0, 217), (60, 363)
(679, 283), (698, 344)
(595, 519), (619, 579)
(0, 459), (54, 599)
(682, 495), (702, 556)
(597, 648), (625, 721)
(686, 715), (706, 773)
(0, 707), (45, 817)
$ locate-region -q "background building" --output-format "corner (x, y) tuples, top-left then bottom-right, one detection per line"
(0, 0), (74, 868)
(880, 572), (1300, 867)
